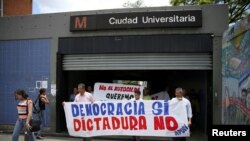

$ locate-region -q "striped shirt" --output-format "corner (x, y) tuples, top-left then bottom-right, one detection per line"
(17, 100), (32, 119)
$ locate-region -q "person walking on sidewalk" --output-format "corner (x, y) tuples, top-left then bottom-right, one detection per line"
(12, 89), (35, 141)
(36, 88), (49, 139)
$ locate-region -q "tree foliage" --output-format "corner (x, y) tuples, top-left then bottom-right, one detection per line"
(170, 0), (250, 23)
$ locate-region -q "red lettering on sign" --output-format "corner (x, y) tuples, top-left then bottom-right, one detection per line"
(108, 86), (113, 90)
(121, 117), (129, 129)
(86, 119), (93, 131)
(94, 118), (101, 130)
(165, 116), (178, 131)
(114, 86), (140, 92)
(129, 116), (138, 130)
(111, 117), (120, 130)
(75, 16), (87, 29)
(99, 85), (106, 90)
(154, 116), (178, 131)
(134, 88), (139, 91)
(73, 116), (148, 131)
(154, 116), (164, 130)
(138, 116), (147, 130)
(73, 119), (81, 131)
(103, 117), (111, 130)
(81, 118), (86, 131)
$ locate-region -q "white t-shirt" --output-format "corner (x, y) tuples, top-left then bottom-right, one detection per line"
(171, 97), (193, 119)
(74, 92), (94, 103)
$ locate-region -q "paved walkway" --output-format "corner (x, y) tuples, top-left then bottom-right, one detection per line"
(0, 129), (207, 141)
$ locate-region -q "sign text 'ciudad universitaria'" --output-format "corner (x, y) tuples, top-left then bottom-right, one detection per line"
(70, 10), (202, 31)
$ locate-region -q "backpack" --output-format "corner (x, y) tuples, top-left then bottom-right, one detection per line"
(33, 97), (41, 114)
(26, 100), (41, 132)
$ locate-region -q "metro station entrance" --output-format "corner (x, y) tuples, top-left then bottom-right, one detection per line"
(56, 34), (213, 139)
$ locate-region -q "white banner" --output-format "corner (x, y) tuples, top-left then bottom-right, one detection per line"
(93, 83), (144, 100)
(64, 100), (190, 137)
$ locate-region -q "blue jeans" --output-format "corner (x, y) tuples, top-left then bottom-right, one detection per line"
(12, 119), (35, 141)
(37, 110), (45, 136)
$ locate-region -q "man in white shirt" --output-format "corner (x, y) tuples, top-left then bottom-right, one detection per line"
(72, 83), (94, 141)
(172, 87), (192, 141)
(74, 83), (94, 103)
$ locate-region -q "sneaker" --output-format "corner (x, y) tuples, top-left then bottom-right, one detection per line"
(36, 136), (44, 140)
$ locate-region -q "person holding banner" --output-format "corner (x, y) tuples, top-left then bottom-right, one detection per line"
(172, 87), (192, 141)
(62, 83), (94, 141)
(130, 90), (141, 141)
(74, 83), (94, 103)
(74, 83), (94, 141)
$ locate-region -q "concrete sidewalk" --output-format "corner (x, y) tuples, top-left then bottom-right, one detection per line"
(0, 129), (207, 141)
(0, 133), (170, 141)
(0, 133), (84, 141)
